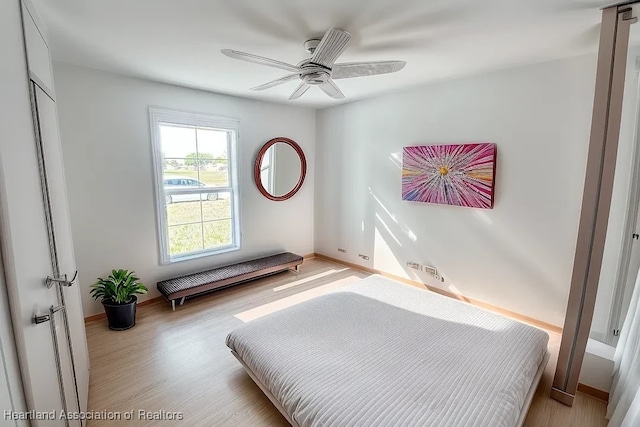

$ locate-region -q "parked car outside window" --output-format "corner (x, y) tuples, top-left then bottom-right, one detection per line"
(163, 175), (218, 204)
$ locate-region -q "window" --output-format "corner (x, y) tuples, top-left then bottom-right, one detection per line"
(150, 108), (240, 263)
(259, 146), (275, 194)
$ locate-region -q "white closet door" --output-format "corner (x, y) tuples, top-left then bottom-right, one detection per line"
(0, 80), (74, 426)
(34, 84), (90, 419)
(33, 83), (90, 415)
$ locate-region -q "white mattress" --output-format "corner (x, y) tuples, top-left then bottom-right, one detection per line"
(226, 275), (549, 427)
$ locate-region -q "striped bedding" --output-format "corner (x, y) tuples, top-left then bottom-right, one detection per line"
(226, 275), (549, 427)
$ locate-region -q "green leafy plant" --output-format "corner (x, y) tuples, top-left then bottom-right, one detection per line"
(90, 269), (148, 304)
(184, 152), (215, 168)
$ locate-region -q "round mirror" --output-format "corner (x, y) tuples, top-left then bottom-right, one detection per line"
(254, 137), (307, 201)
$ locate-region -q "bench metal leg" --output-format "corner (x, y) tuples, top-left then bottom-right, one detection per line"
(180, 297), (186, 306)
(289, 264), (300, 274)
(171, 300), (176, 311)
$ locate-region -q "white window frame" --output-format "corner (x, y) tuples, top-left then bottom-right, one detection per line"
(149, 107), (241, 264)
(259, 146), (276, 194)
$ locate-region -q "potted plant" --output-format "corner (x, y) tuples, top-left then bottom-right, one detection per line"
(90, 269), (148, 330)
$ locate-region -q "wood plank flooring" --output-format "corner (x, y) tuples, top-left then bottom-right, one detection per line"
(85, 258), (608, 426)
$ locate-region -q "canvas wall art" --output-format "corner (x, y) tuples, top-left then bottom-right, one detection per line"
(402, 143), (496, 209)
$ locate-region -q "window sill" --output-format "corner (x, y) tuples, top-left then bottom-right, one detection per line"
(161, 244), (240, 265)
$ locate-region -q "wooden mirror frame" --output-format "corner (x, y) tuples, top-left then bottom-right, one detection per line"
(254, 137), (307, 201)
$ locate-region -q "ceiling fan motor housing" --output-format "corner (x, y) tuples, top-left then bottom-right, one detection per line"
(304, 38), (321, 54)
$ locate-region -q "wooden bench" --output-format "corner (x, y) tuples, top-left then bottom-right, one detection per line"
(157, 252), (304, 310)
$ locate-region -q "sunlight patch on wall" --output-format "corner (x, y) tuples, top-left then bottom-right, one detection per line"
(389, 152), (402, 169)
(370, 189), (397, 223)
(474, 210), (493, 225)
(375, 213), (402, 247)
(374, 227), (410, 278)
(404, 228), (418, 242)
(371, 189), (417, 242)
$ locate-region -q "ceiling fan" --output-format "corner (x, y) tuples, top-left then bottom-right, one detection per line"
(221, 28), (406, 100)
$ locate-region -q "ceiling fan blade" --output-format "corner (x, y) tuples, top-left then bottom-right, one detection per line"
(319, 79), (345, 99)
(332, 61), (406, 79)
(311, 28), (352, 68)
(250, 74), (300, 91)
(221, 49), (300, 73)
(289, 81), (310, 100)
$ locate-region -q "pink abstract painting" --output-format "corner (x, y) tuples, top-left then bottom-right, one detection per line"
(402, 143), (496, 209)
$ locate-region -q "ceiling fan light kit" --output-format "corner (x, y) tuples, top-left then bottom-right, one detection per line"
(221, 28), (406, 101)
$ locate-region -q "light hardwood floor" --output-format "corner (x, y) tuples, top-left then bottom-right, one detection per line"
(85, 258), (608, 426)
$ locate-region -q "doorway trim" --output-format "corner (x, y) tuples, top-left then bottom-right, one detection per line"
(606, 64), (640, 346)
(552, 5), (635, 406)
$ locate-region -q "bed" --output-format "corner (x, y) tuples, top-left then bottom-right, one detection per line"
(226, 275), (550, 427)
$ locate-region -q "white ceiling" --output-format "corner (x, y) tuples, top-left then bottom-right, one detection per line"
(33, 0), (606, 107)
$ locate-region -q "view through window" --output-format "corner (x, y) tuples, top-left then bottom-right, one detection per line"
(150, 109), (240, 262)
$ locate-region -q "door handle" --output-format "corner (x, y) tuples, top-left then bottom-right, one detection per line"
(45, 271), (78, 288)
(33, 305), (65, 325)
(34, 313), (51, 324)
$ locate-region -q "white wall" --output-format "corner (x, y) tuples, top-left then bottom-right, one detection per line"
(53, 63), (316, 316)
(580, 338), (615, 392)
(315, 54), (597, 327)
(591, 47), (640, 343)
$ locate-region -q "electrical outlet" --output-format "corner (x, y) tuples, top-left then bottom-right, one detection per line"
(423, 265), (443, 281)
(338, 248), (347, 253)
(406, 261), (421, 270)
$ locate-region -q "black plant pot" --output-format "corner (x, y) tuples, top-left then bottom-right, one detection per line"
(102, 296), (137, 330)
